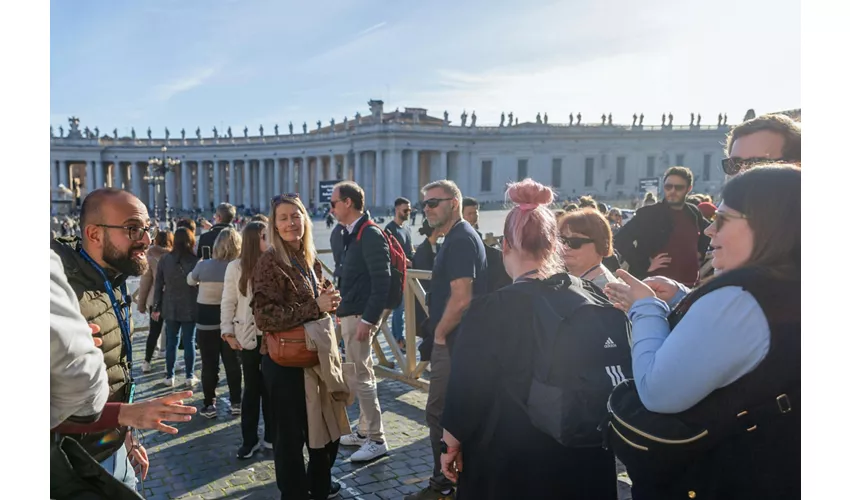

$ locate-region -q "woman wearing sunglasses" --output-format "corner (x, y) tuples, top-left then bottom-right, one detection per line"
(558, 208), (620, 288)
(603, 165), (800, 499)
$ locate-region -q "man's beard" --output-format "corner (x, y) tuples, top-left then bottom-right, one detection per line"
(103, 233), (148, 276)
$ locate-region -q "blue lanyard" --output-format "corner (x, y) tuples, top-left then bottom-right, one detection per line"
(513, 268), (540, 284)
(292, 259), (318, 298)
(78, 249), (134, 367)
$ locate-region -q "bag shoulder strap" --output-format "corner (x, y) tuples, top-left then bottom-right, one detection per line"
(356, 220), (378, 242)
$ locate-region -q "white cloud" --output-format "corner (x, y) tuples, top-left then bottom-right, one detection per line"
(152, 65), (221, 102)
(356, 22), (387, 37)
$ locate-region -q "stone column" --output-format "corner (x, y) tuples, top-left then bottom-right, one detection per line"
(180, 161), (192, 210)
(314, 157), (324, 206)
(131, 163), (142, 199)
(59, 160), (69, 188)
(343, 152), (350, 180)
(113, 161), (124, 190)
(228, 160), (237, 205)
(285, 159), (294, 193)
(243, 160), (253, 210)
(465, 151), (475, 196)
(411, 150), (420, 202)
(259, 159), (268, 212)
(213, 160), (222, 206)
(438, 150), (448, 181)
(273, 158), (282, 197)
(50, 160), (58, 192)
(353, 151), (360, 184)
(198, 161), (209, 211)
(300, 157), (311, 208)
(87, 161), (97, 195)
(94, 161), (105, 188)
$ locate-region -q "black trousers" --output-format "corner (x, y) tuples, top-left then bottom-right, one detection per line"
(241, 339), (273, 446)
(262, 355), (339, 500)
(144, 317), (164, 362)
(196, 329), (242, 407)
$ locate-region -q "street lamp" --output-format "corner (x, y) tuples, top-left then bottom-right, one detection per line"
(144, 145), (181, 227)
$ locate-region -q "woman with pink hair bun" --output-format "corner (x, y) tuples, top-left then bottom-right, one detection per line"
(439, 178), (619, 499)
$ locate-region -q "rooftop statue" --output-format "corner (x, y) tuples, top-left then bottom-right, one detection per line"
(227, 126), (232, 138)
(165, 128), (170, 140)
(147, 127), (152, 140)
(536, 112), (542, 124)
(470, 111), (477, 127)
(196, 127), (201, 139)
(639, 113), (644, 126)
(608, 113), (612, 125)
(59, 126), (64, 138)
(113, 128), (118, 139)
(303, 122), (307, 134)
(213, 126), (218, 139)
(633, 114), (638, 127)
(544, 112), (548, 124)
(244, 126), (249, 138)
(601, 114), (606, 125)
(500, 112), (505, 127)
(131, 127), (136, 140)
(259, 125), (264, 137)
(576, 113), (582, 125)
(569, 113), (574, 126)
(289, 121), (294, 135)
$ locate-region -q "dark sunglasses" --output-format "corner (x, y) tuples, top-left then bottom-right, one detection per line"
(713, 210), (748, 231)
(271, 193), (299, 205)
(329, 198), (344, 208)
(560, 236), (595, 250)
(423, 197), (453, 209)
(663, 183), (688, 192)
(721, 157), (781, 176)
(96, 224), (155, 242)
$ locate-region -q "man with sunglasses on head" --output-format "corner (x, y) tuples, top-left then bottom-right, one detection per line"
(405, 180), (487, 500)
(331, 181), (393, 462)
(385, 197), (415, 351)
(614, 167), (710, 287)
(723, 113), (801, 177)
(51, 188), (158, 491)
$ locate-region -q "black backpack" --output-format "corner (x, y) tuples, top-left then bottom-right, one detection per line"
(513, 275), (633, 447)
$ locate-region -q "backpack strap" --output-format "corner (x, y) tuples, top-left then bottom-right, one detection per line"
(356, 220), (378, 242)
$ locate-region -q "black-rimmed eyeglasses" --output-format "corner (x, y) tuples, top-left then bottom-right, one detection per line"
(96, 224), (155, 242)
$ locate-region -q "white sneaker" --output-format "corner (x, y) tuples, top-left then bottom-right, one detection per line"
(339, 432), (368, 447)
(349, 439), (388, 462)
(186, 376), (199, 387)
(261, 439), (273, 450)
(141, 361), (152, 373)
(164, 377), (175, 387)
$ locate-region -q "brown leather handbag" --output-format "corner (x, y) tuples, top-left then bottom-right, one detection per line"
(265, 326), (319, 368)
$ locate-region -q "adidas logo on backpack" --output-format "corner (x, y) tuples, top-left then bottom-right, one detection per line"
(604, 338), (617, 348)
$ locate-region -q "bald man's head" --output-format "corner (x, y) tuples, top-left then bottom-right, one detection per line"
(80, 188), (152, 276)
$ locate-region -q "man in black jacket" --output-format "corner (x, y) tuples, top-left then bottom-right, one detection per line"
(197, 203), (236, 259)
(331, 181), (392, 462)
(614, 167), (710, 286)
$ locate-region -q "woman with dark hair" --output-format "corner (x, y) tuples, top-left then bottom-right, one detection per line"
(221, 221), (274, 458)
(152, 227), (200, 388)
(604, 165), (800, 499)
(439, 179), (618, 499)
(138, 230), (173, 372)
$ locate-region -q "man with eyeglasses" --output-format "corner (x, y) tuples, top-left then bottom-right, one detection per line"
(614, 167), (710, 286)
(51, 188), (157, 490)
(331, 181), (393, 462)
(385, 197), (414, 351)
(722, 113), (802, 177)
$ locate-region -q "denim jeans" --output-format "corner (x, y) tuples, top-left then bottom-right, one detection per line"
(99, 441), (137, 491)
(165, 320), (196, 379)
(391, 298), (405, 343)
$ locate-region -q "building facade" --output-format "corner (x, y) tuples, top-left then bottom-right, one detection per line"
(50, 102), (732, 214)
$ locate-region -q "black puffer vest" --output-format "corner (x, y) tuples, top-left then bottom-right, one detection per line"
(646, 267), (801, 499)
(51, 237), (132, 462)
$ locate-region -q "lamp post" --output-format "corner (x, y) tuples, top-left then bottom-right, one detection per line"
(145, 145), (181, 227)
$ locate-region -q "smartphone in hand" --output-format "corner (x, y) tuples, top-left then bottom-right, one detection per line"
(201, 246), (211, 260)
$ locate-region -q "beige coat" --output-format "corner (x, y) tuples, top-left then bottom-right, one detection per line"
(303, 315), (355, 448)
(220, 260), (262, 349)
(136, 245), (168, 312)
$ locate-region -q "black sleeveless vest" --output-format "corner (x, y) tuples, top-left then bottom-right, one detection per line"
(664, 267), (800, 499)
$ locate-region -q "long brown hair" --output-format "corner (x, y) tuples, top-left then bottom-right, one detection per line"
(238, 221), (267, 296)
(171, 227), (195, 260)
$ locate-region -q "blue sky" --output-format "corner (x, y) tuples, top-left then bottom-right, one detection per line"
(50, 0), (800, 136)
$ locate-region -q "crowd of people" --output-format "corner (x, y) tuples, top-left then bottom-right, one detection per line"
(50, 112), (801, 500)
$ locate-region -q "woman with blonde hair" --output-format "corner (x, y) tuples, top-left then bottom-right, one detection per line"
(221, 221), (274, 459)
(252, 194), (347, 499)
(188, 228), (243, 419)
